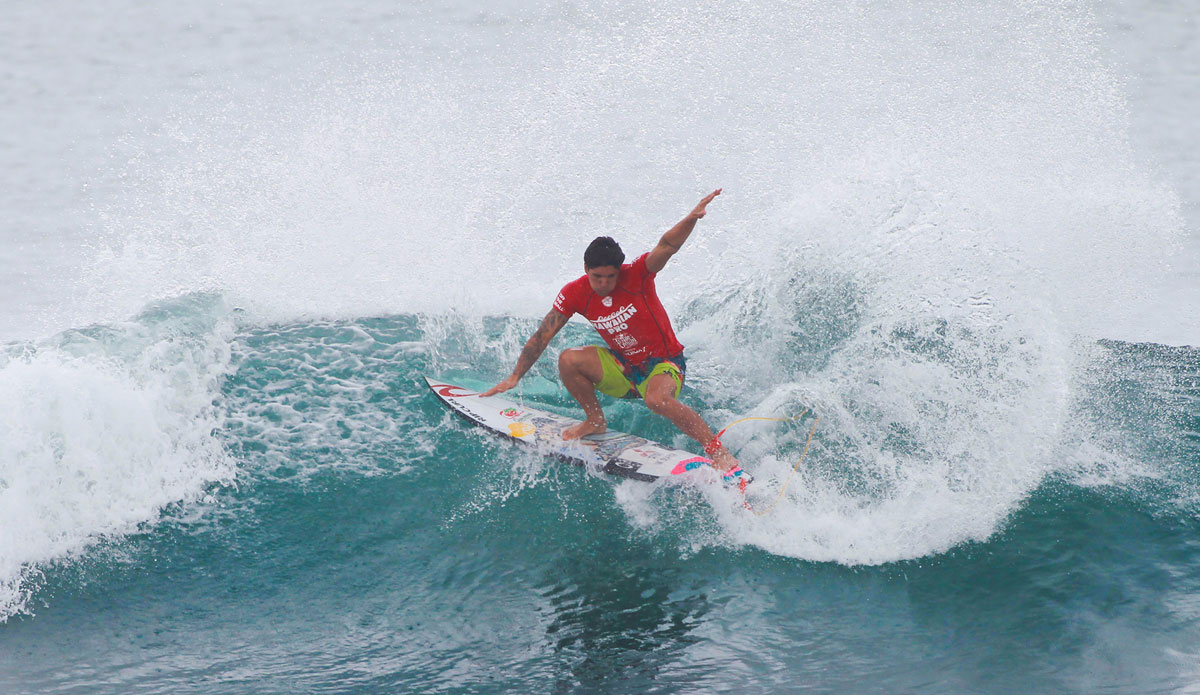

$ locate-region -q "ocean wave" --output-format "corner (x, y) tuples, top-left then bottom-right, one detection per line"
(0, 294), (236, 621)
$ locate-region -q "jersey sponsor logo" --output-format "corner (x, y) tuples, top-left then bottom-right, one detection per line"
(554, 292), (567, 312)
(613, 333), (638, 350)
(601, 295), (613, 307)
(592, 303), (637, 334)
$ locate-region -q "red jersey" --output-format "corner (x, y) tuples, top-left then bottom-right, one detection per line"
(553, 253), (684, 366)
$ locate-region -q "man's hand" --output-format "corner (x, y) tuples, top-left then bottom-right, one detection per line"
(689, 188), (722, 220)
(481, 374), (519, 397)
(646, 188), (723, 275)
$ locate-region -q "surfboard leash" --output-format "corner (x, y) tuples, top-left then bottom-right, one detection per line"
(707, 411), (820, 516)
(746, 415), (819, 516)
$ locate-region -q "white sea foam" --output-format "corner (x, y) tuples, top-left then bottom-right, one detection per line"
(45, 1), (1188, 563)
(0, 297), (236, 619)
(70, 2), (1186, 337)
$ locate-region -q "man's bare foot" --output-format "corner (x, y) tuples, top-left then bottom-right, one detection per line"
(561, 419), (606, 440)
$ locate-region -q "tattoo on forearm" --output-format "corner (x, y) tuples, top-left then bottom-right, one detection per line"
(515, 339), (543, 373)
(514, 312), (565, 376)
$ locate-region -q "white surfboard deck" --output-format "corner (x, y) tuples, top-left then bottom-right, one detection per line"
(425, 376), (717, 483)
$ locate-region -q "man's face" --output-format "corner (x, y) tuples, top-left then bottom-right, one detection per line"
(586, 265), (620, 297)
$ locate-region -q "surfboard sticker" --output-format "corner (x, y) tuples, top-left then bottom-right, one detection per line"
(425, 376), (717, 483)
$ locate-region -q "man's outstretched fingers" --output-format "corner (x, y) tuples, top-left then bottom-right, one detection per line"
(693, 188), (722, 217)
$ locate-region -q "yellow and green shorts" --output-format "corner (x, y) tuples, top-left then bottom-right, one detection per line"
(594, 347), (687, 400)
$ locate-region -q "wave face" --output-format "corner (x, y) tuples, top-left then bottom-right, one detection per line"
(2, 0), (1198, 692)
(2, 300), (1198, 693)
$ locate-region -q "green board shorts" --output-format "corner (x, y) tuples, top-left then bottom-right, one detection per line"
(594, 347), (687, 400)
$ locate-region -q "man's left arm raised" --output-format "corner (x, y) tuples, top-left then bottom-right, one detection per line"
(644, 188), (722, 275)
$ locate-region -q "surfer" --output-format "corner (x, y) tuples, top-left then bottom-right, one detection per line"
(483, 189), (745, 477)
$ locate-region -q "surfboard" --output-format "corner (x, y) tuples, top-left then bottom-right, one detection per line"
(425, 376), (721, 483)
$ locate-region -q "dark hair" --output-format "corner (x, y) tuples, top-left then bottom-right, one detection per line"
(584, 236), (625, 269)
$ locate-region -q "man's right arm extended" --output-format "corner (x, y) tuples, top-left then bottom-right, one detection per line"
(481, 310), (570, 396)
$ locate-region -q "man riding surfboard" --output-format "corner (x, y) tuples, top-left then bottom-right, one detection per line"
(483, 189), (747, 481)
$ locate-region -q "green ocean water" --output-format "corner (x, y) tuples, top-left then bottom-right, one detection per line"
(2, 296), (1198, 694)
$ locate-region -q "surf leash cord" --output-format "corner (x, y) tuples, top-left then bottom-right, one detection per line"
(707, 412), (820, 516)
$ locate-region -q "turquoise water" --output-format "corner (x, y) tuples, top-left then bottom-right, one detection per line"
(3, 0), (1199, 691)
(2, 296), (1198, 693)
